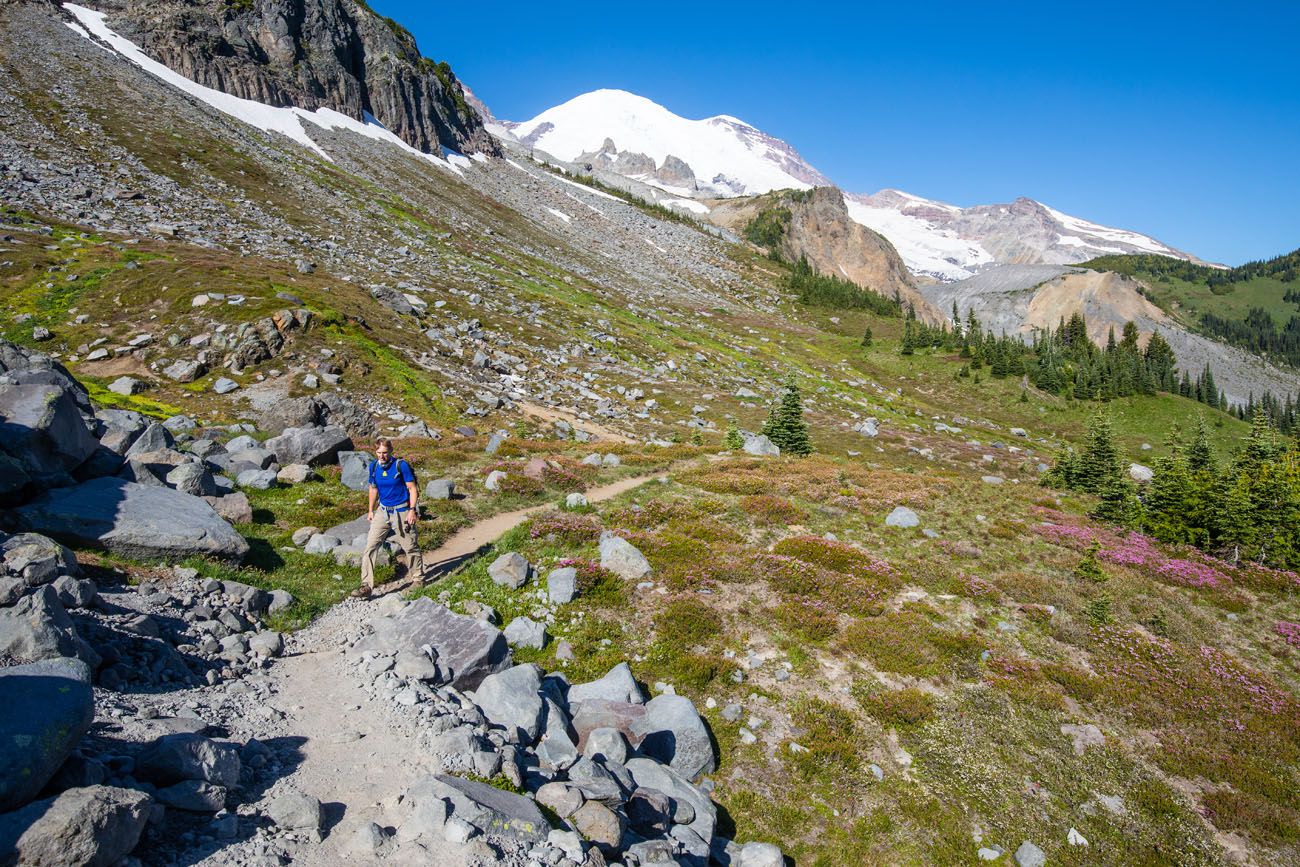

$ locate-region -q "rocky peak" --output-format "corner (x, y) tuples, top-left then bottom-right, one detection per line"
(86, 0), (497, 156)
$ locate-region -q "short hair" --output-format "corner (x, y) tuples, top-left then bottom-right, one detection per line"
(374, 437), (393, 450)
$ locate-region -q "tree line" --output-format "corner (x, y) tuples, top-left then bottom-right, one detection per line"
(1045, 410), (1300, 569)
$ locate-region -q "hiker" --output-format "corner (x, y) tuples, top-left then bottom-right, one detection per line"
(354, 437), (425, 598)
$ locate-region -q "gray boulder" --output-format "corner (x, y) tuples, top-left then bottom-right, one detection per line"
(738, 841), (786, 867)
(473, 664), (545, 742)
(599, 532), (652, 580)
(885, 506), (920, 528)
(203, 492), (253, 525)
(123, 422), (175, 459)
(398, 420), (440, 439)
(165, 463), (219, 497)
(742, 434), (780, 457)
(424, 479), (454, 500)
(51, 575), (97, 609)
(154, 780), (226, 812)
(568, 662), (646, 705)
(625, 757), (716, 843)
(1, 532), (78, 586)
(503, 616), (547, 650)
(16, 478), (249, 563)
(0, 785), (150, 867)
(0, 658), (94, 812)
(229, 447), (277, 470)
(1015, 841), (1047, 867)
(0, 586), (99, 668)
(488, 552), (530, 589)
(632, 694), (717, 779)
(236, 468), (278, 490)
(367, 598), (510, 691)
(0, 340), (92, 416)
(95, 409), (148, 455)
(264, 425), (352, 467)
(419, 775), (549, 843)
(276, 464), (316, 485)
(133, 733), (241, 788)
(0, 382), (98, 487)
(338, 450), (373, 491)
(303, 534), (342, 555)
(547, 567), (578, 604)
(267, 789), (323, 831)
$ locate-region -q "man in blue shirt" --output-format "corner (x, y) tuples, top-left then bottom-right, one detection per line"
(354, 437), (424, 598)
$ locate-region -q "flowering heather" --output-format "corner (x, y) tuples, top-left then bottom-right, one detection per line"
(771, 536), (895, 580)
(741, 494), (806, 525)
(1035, 524), (1232, 590)
(529, 512), (602, 544)
(758, 553), (886, 617)
(1275, 621), (1300, 649)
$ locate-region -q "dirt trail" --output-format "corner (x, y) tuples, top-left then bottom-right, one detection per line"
(203, 470), (667, 864)
(420, 471), (661, 576)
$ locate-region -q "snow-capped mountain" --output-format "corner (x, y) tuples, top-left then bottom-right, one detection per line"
(504, 89), (830, 198)
(497, 89), (1205, 281)
(846, 190), (1204, 282)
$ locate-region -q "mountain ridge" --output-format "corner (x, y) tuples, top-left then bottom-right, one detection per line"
(495, 88), (1208, 281)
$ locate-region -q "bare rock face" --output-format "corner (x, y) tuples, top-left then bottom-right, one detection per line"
(704, 186), (942, 322)
(97, 0), (498, 157)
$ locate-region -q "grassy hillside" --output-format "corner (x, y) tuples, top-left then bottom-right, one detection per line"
(1080, 251), (1300, 368)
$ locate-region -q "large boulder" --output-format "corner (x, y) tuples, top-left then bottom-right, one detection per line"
(338, 451), (373, 491)
(473, 664), (545, 742)
(0, 658), (94, 812)
(95, 410), (147, 456)
(598, 532), (652, 580)
(1, 533), (78, 586)
(0, 785), (151, 867)
(0, 586), (100, 668)
(488, 552), (530, 589)
(122, 423), (175, 459)
(632, 694), (717, 779)
(264, 424), (352, 467)
(570, 700), (647, 753)
(15, 478), (249, 563)
(0, 340), (92, 417)
(416, 775), (549, 843)
(742, 434), (780, 457)
(134, 733), (241, 788)
(567, 662), (645, 705)
(624, 758), (717, 845)
(0, 383), (98, 490)
(367, 598), (511, 691)
(258, 393), (378, 440)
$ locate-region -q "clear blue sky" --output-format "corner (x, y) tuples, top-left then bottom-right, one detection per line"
(372, 0), (1299, 266)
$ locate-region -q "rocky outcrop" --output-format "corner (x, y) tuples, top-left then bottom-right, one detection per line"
(91, 0), (498, 157)
(703, 186), (945, 322)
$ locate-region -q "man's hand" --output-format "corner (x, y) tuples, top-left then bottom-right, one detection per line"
(404, 510), (417, 527)
(367, 511), (374, 522)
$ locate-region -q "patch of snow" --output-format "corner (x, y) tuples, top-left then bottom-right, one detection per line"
(844, 196), (993, 281)
(549, 174), (623, 202)
(1043, 204), (1175, 255)
(65, 3), (466, 173)
(566, 192), (606, 217)
(545, 208), (571, 223)
(644, 238), (667, 253)
(663, 198), (710, 215)
(470, 152), (488, 163)
(1056, 234), (1125, 254)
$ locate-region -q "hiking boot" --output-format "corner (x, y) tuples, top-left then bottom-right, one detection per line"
(350, 585), (373, 599)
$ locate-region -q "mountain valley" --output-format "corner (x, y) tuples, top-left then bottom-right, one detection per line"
(1, 3), (1299, 867)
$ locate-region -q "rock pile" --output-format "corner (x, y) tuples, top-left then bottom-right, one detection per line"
(337, 583), (776, 866)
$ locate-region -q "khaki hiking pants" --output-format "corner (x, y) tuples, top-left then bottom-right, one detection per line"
(361, 508), (424, 589)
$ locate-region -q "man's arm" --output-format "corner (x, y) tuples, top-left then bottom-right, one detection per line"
(404, 481), (418, 525)
(368, 485), (378, 520)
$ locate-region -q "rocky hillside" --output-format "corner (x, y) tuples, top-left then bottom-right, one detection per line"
(2, 2), (1300, 867)
(702, 187), (944, 323)
(88, 0), (497, 157)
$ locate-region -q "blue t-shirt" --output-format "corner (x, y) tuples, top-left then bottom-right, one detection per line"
(369, 458), (415, 509)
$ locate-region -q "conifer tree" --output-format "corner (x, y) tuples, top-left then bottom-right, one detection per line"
(1143, 444), (1194, 543)
(861, 327), (873, 348)
(724, 421), (744, 450)
(1076, 411), (1121, 494)
(900, 320), (916, 355)
(1186, 414), (1216, 474)
(1092, 471), (1142, 527)
(764, 377), (812, 455)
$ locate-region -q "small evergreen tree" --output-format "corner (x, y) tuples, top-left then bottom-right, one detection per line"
(724, 421), (744, 450)
(1076, 411), (1122, 495)
(861, 326), (873, 348)
(764, 377), (812, 456)
(1074, 541), (1108, 582)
